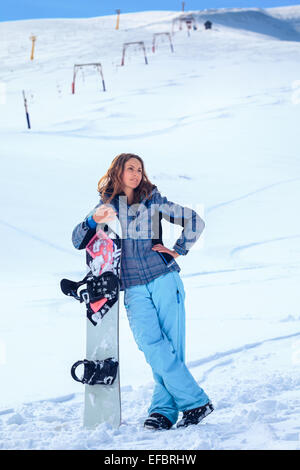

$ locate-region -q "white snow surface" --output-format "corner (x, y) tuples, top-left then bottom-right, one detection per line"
(0, 6), (300, 450)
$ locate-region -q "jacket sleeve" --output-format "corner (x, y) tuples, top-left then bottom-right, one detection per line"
(72, 202), (103, 250)
(152, 191), (205, 256)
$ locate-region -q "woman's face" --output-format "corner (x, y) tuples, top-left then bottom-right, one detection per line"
(122, 158), (143, 190)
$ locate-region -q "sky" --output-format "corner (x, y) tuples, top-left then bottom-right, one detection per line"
(0, 1), (299, 22)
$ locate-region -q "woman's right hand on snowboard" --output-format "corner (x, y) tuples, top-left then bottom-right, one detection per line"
(92, 205), (117, 224)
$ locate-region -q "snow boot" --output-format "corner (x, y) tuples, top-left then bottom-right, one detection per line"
(144, 413), (173, 430)
(176, 402), (214, 428)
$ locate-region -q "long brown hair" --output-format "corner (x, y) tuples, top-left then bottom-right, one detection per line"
(98, 153), (156, 204)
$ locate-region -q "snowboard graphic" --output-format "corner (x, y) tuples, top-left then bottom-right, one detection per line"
(61, 219), (122, 429)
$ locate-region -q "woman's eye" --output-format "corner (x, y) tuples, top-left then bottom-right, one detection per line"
(127, 167), (142, 173)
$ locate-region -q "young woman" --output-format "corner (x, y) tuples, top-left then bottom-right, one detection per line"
(72, 153), (213, 430)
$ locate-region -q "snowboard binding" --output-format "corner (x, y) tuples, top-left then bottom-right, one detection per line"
(87, 271), (119, 304)
(60, 271), (120, 326)
(71, 357), (119, 385)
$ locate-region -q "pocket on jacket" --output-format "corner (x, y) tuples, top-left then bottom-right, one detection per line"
(157, 251), (174, 265)
(156, 251), (178, 269)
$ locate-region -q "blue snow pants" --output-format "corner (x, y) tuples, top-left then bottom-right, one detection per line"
(124, 271), (210, 425)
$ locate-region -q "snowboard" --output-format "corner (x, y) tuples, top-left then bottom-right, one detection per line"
(61, 218), (122, 429)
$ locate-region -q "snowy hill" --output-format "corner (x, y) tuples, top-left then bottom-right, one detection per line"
(0, 6), (300, 450)
(193, 7), (300, 41)
(268, 4), (300, 27)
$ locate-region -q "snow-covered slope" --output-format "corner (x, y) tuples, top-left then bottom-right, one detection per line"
(192, 7), (300, 41)
(268, 4), (300, 30)
(0, 6), (300, 450)
(1, 333), (299, 450)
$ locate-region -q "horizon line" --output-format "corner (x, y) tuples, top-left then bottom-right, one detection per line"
(1, 4), (296, 23)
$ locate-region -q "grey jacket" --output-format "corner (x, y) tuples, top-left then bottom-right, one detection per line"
(72, 187), (205, 290)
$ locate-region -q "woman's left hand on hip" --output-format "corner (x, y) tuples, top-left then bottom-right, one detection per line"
(152, 244), (180, 259)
